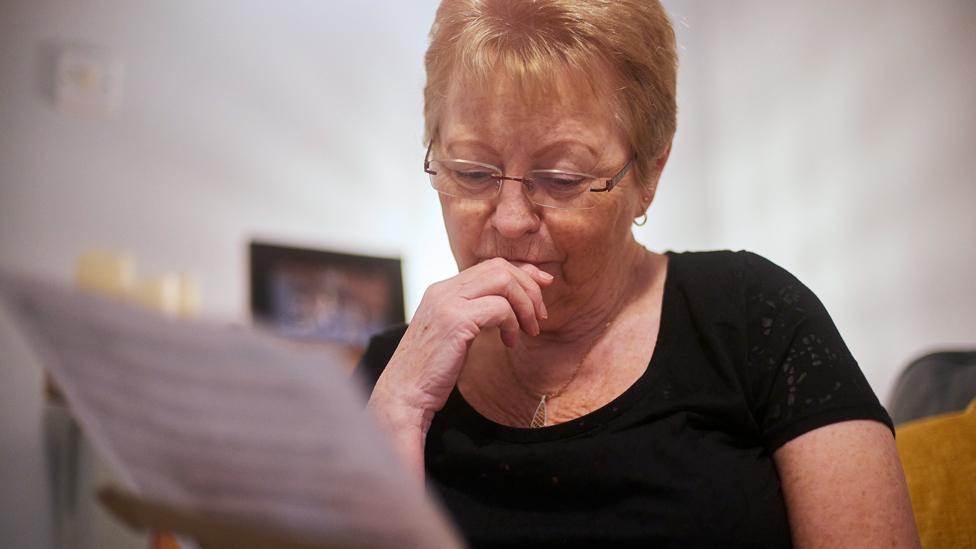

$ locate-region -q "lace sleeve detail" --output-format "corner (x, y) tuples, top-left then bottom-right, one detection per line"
(741, 252), (892, 450)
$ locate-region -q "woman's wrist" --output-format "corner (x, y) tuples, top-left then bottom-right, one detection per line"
(368, 379), (432, 478)
(367, 377), (434, 434)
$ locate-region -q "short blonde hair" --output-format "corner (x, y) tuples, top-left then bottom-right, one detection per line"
(423, 0), (677, 184)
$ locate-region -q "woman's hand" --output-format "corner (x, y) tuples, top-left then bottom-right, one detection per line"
(367, 258), (553, 477)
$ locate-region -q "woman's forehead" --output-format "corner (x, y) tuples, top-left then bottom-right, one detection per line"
(440, 68), (622, 146)
(447, 62), (614, 113)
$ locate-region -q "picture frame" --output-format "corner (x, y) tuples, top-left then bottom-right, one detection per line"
(249, 242), (405, 349)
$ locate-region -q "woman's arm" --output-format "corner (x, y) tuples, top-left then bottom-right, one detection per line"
(774, 420), (920, 548)
(367, 259), (552, 479)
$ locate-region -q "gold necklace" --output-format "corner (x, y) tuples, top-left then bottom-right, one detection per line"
(508, 322), (610, 428)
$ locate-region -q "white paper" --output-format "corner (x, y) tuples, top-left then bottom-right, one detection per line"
(0, 271), (461, 549)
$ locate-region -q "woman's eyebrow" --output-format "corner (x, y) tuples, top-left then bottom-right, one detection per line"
(443, 139), (499, 160)
(533, 139), (599, 159)
(531, 140), (601, 167)
(442, 138), (602, 165)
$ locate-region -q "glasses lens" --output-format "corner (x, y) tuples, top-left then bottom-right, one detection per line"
(428, 160), (500, 200)
(424, 159), (599, 210)
(527, 170), (597, 209)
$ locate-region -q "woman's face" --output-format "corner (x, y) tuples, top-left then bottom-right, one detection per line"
(435, 71), (652, 328)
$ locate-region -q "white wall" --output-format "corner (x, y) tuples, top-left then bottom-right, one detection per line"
(1, 0), (973, 404)
(650, 0), (976, 401)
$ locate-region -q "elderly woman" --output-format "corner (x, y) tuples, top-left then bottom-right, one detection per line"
(360, 1), (919, 547)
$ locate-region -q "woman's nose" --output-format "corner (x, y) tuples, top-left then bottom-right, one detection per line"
(490, 179), (541, 239)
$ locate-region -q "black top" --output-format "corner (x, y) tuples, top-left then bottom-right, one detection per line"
(356, 251), (893, 548)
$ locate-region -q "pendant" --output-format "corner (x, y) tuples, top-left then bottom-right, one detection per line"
(530, 395), (548, 428)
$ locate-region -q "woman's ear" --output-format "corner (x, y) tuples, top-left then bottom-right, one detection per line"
(655, 142), (673, 173)
(634, 142), (673, 217)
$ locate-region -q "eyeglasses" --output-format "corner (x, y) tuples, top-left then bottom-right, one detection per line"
(423, 141), (634, 210)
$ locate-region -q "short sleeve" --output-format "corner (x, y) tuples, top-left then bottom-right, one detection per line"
(353, 324), (408, 394)
(741, 252), (893, 451)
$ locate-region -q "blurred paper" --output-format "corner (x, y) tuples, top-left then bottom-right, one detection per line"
(0, 271), (461, 549)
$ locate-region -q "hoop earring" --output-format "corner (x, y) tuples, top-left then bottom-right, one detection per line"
(634, 213), (648, 227)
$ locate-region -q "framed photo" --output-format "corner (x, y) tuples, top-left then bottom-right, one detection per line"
(249, 242), (405, 349)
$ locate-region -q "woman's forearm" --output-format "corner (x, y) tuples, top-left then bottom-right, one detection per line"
(367, 376), (434, 480)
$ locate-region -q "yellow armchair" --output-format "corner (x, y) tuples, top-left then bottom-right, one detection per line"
(896, 399), (976, 548)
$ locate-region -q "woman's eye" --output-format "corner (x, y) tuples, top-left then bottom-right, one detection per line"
(453, 170), (494, 184)
(535, 173), (588, 190)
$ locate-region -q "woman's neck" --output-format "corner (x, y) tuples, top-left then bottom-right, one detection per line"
(458, 247), (668, 427)
(490, 245), (661, 395)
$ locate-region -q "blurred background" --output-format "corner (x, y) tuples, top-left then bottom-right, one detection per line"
(1, 1), (973, 547)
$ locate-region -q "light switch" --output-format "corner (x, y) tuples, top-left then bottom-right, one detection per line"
(55, 46), (124, 117)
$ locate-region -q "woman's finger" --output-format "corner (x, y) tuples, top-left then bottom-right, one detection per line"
(514, 263), (554, 319)
(467, 295), (521, 347)
(462, 258), (550, 325)
(459, 267), (540, 336)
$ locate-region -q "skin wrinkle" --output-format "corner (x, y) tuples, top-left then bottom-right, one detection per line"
(437, 68), (667, 417)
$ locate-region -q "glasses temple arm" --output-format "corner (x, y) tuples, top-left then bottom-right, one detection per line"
(591, 157), (635, 193)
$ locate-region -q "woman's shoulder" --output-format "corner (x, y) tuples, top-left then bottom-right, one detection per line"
(664, 249), (804, 313)
(666, 249), (795, 282)
(664, 249), (892, 449)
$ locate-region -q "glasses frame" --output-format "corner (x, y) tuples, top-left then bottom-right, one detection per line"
(423, 141), (634, 209)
